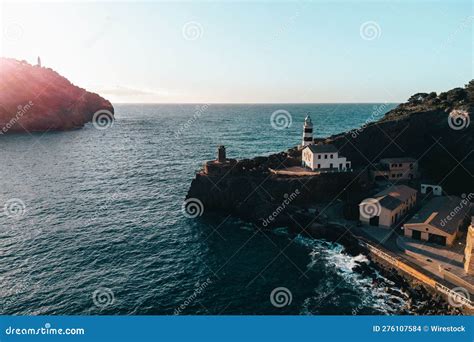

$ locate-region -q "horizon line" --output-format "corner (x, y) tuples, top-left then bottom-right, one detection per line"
(111, 101), (401, 105)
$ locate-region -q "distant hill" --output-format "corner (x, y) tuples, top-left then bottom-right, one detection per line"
(0, 58), (113, 133)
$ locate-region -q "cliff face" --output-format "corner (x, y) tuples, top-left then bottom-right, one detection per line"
(187, 81), (473, 224)
(328, 81), (473, 194)
(0, 58), (114, 133)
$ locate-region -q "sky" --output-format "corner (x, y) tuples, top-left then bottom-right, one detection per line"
(0, 0), (472, 103)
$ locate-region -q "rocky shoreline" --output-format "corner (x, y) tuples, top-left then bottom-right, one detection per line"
(298, 222), (463, 315)
(186, 81), (474, 315)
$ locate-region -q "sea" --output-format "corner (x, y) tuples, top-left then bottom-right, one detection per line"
(0, 103), (427, 315)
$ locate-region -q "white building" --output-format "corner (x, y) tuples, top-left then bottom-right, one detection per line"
(302, 115), (313, 147)
(359, 185), (417, 228)
(302, 144), (351, 172)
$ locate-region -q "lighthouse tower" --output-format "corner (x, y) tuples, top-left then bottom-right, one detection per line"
(302, 114), (313, 147)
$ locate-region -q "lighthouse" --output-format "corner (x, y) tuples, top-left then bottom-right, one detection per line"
(302, 114), (313, 147)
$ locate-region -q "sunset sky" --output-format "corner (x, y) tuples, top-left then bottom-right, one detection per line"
(0, 1), (472, 103)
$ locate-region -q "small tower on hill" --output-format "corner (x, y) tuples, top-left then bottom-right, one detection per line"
(302, 114), (313, 147)
(37, 56), (41, 67)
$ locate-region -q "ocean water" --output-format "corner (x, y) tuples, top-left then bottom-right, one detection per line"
(0, 103), (416, 315)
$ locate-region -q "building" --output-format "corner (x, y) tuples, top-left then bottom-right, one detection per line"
(464, 217), (474, 275)
(301, 144), (351, 172)
(371, 157), (418, 180)
(301, 114), (313, 147)
(359, 184), (417, 228)
(403, 196), (470, 246)
(421, 183), (443, 196)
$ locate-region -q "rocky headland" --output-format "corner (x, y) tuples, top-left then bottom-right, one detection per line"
(0, 58), (114, 133)
(187, 81), (473, 228)
(186, 81), (473, 315)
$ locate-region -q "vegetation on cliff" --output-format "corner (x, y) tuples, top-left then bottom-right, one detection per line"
(327, 81), (473, 194)
(0, 58), (114, 133)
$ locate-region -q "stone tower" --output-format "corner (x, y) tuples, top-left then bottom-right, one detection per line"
(37, 56), (41, 67)
(302, 114), (313, 147)
(217, 145), (226, 163)
(464, 217), (474, 275)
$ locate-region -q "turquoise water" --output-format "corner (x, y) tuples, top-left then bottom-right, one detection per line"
(0, 103), (422, 315)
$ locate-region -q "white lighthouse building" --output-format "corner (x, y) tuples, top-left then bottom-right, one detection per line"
(302, 114), (313, 147)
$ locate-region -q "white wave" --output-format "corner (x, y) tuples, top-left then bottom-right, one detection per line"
(294, 234), (409, 314)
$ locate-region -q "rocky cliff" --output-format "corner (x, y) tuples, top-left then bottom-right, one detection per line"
(186, 81), (473, 226)
(328, 81), (473, 194)
(0, 58), (114, 133)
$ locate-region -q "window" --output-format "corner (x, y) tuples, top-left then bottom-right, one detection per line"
(398, 163), (402, 167)
(409, 163), (413, 169)
(317, 164), (321, 169)
(330, 163), (333, 169)
(324, 154), (328, 159)
(318, 154), (321, 159)
(330, 154), (333, 159)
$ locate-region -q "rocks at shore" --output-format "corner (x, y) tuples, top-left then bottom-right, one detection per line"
(0, 58), (114, 133)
